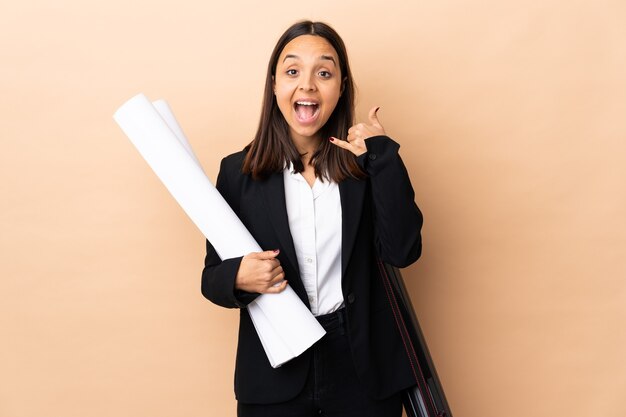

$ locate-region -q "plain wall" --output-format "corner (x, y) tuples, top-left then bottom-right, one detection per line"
(1, 1), (625, 416)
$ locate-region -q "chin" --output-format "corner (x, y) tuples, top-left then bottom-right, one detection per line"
(290, 123), (324, 141)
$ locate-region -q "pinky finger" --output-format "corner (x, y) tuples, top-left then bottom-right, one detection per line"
(329, 137), (352, 150)
(265, 280), (288, 294)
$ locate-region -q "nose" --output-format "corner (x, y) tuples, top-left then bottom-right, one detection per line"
(298, 71), (316, 91)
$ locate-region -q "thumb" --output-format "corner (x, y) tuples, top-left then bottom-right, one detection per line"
(251, 249), (280, 260)
(368, 106), (381, 126)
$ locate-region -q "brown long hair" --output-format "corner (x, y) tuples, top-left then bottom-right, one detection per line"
(242, 21), (365, 182)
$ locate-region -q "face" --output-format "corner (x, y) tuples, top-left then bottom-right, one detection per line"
(273, 35), (343, 144)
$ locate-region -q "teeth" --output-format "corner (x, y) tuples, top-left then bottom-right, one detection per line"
(296, 101), (317, 106)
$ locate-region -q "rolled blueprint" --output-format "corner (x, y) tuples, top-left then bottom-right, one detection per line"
(151, 99), (202, 167)
(113, 93), (325, 368)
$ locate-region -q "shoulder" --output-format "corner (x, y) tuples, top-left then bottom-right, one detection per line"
(218, 148), (249, 180)
(220, 148), (248, 170)
(215, 149), (250, 210)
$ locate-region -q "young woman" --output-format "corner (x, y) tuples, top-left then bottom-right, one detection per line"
(201, 21), (423, 417)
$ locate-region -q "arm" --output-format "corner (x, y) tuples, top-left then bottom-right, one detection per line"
(330, 107), (423, 268)
(357, 135), (423, 267)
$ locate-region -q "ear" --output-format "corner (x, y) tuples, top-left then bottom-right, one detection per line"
(272, 75), (276, 95)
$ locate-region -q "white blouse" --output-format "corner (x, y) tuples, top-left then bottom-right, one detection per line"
(283, 167), (344, 316)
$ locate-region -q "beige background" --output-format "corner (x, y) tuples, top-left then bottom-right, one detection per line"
(1, 0), (625, 416)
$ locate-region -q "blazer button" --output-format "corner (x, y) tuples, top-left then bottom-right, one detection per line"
(347, 293), (356, 304)
(368, 153), (377, 161)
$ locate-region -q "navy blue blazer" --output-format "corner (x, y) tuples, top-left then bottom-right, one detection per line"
(201, 135), (423, 404)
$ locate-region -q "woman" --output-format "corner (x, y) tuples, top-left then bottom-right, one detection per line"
(201, 20), (423, 417)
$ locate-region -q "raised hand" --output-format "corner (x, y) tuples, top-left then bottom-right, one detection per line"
(235, 250), (287, 294)
(329, 106), (386, 156)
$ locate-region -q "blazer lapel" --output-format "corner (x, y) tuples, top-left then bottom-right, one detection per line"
(339, 177), (367, 280)
(260, 172), (308, 304)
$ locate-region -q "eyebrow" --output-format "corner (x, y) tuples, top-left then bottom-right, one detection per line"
(282, 54), (337, 66)
(321, 55), (337, 65)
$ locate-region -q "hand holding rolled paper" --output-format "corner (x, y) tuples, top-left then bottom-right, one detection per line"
(236, 249), (288, 294)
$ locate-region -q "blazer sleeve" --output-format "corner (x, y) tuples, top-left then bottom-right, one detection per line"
(200, 156), (260, 309)
(356, 135), (423, 268)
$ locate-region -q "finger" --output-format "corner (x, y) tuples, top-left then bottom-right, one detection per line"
(266, 259), (281, 270)
(269, 270), (285, 286)
(329, 137), (355, 152)
(368, 106), (382, 127)
(347, 131), (364, 143)
(264, 280), (288, 294)
(266, 264), (283, 282)
(269, 263), (283, 275)
(250, 249), (280, 260)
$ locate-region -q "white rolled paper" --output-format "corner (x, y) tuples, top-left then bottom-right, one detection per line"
(113, 93), (325, 368)
(152, 99), (202, 167)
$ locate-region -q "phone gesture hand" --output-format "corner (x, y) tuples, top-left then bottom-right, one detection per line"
(329, 106), (385, 156)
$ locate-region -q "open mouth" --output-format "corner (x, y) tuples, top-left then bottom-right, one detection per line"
(294, 100), (320, 123)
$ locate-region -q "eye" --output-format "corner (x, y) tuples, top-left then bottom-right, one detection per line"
(286, 69), (298, 76)
(319, 71), (332, 78)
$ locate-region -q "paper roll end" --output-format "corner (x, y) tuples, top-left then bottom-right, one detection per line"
(113, 93), (150, 122)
